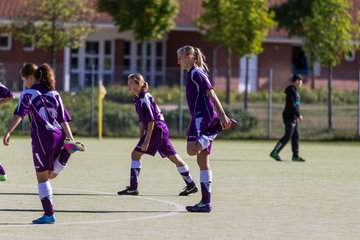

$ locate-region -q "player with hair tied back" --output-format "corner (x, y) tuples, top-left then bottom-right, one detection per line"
(0, 82), (15, 181)
(117, 73), (198, 196)
(177, 45), (238, 212)
(270, 74), (305, 162)
(3, 63), (83, 224)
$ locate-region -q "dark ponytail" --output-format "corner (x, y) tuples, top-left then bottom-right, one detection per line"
(21, 63), (37, 78)
(34, 63), (56, 90)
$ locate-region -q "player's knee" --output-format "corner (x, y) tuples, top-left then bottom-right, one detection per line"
(49, 172), (58, 180)
(187, 145), (198, 156)
(131, 150), (141, 160)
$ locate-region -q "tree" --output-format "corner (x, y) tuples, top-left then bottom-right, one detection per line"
(9, 0), (94, 69)
(98, 0), (178, 77)
(270, 0), (313, 37)
(196, 0), (274, 107)
(303, 0), (354, 129)
(270, 0), (317, 89)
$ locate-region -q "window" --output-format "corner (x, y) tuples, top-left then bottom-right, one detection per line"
(23, 37), (35, 52)
(344, 50), (356, 62)
(0, 34), (11, 51)
(122, 40), (165, 86)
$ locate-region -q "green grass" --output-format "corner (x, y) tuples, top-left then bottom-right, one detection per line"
(0, 138), (358, 239)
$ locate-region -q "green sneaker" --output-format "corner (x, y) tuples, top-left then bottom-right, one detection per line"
(292, 156), (305, 162)
(0, 174), (7, 181)
(270, 151), (282, 161)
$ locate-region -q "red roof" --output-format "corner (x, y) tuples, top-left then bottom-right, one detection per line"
(0, 0), (359, 38)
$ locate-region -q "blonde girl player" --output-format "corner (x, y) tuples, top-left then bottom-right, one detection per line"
(3, 63), (83, 224)
(0, 83), (15, 181)
(117, 73), (198, 196)
(177, 45), (237, 212)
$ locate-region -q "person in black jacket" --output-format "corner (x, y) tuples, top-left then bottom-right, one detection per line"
(270, 74), (305, 162)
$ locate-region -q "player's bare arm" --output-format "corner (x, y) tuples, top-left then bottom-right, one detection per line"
(206, 89), (231, 129)
(3, 115), (23, 146)
(142, 120), (154, 151)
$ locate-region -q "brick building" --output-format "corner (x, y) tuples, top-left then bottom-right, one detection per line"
(0, 0), (359, 92)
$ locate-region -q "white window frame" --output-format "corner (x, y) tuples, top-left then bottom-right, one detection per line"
(70, 39), (114, 89)
(0, 33), (11, 51)
(123, 39), (166, 86)
(344, 50), (356, 62)
(23, 39), (35, 52)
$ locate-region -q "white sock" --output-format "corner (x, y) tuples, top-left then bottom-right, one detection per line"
(53, 158), (66, 174)
(200, 170), (212, 192)
(38, 181), (53, 203)
(131, 160), (141, 169)
(177, 164), (194, 184)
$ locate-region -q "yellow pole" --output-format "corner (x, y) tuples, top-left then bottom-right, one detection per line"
(98, 80), (106, 140)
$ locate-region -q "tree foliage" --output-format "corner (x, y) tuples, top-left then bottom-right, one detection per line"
(303, 0), (354, 67)
(196, 0), (274, 57)
(9, 0), (94, 67)
(196, 0), (274, 105)
(97, 0), (178, 41)
(270, 0), (313, 37)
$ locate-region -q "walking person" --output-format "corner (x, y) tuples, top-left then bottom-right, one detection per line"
(117, 73), (198, 196)
(177, 45), (237, 212)
(0, 83), (15, 181)
(270, 74), (305, 162)
(3, 63), (84, 224)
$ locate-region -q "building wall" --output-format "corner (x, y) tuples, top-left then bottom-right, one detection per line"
(0, 39), (64, 90)
(258, 42), (293, 90)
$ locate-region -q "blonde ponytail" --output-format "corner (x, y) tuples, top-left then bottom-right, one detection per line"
(177, 45), (209, 72)
(128, 73), (149, 91)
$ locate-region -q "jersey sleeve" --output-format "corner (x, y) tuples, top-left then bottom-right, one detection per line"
(141, 94), (155, 123)
(0, 84), (14, 98)
(289, 88), (300, 118)
(193, 70), (213, 92)
(14, 92), (30, 118)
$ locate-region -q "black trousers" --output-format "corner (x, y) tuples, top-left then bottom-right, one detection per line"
(273, 118), (299, 156)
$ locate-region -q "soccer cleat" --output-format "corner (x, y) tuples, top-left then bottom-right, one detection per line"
(0, 174), (7, 181)
(117, 186), (139, 196)
(63, 138), (86, 153)
(186, 202), (212, 213)
(179, 185), (198, 196)
(292, 156), (306, 162)
(220, 118), (238, 130)
(32, 215), (56, 224)
(270, 151), (282, 161)
(229, 118), (238, 128)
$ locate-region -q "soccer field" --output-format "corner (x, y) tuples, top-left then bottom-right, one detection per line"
(0, 138), (359, 240)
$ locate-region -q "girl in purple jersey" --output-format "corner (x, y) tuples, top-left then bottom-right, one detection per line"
(177, 45), (237, 212)
(117, 73), (198, 196)
(3, 63), (77, 224)
(0, 83), (15, 181)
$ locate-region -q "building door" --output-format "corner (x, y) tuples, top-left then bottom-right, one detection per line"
(292, 46), (308, 75)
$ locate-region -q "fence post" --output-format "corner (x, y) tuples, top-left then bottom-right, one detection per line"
(267, 68), (273, 139)
(179, 69), (184, 136)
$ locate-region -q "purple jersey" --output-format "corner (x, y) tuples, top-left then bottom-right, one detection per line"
(0, 83), (14, 99)
(15, 84), (71, 133)
(15, 84), (71, 172)
(186, 67), (218, 122)
(134, 90), (169, 139)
